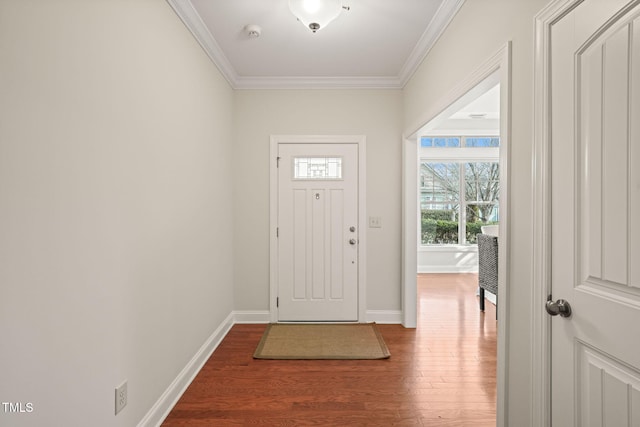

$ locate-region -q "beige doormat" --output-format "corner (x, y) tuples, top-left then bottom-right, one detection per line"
(253, 323), (391, 360)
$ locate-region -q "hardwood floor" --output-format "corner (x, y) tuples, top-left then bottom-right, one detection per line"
(162, 273), (497, 426)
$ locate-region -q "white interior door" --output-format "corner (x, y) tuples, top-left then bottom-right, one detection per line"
(277, 143), (359, 321)
(550, 1), (640, 425)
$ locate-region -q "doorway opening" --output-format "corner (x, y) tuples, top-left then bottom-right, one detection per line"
(416, 82), (500, 275)
(402, 43), (511, 425)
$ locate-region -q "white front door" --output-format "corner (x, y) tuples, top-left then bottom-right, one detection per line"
(276, 143), (359, 321)
(550, 0), (640, 424)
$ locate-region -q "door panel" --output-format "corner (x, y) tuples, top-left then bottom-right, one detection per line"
(329, 189), (345, 299)
(578, 343), (640, 426)
(579, 12), (639, 294)
(277, 143), (358, 321)
(550, 1), (640, 425)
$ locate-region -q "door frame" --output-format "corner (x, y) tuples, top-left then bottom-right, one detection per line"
(269, 135), (367, 323)
(532, 1), (585, 426)
(401, 42), (511, 426)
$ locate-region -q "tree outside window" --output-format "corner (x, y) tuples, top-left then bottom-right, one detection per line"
(420, 148), (499, 245)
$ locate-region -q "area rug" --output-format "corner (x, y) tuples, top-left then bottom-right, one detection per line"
(253, 323), (391, 360)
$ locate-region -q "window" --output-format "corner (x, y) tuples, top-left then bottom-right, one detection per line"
(465, 137), (500, 147)
(421, 136), (499, 148)
(464, 162), (500, 242)
(420, 137), (461, 147)
(293, 157), (342, 180)
(421, 163), (460, 244)
(420, 136), (499, 246)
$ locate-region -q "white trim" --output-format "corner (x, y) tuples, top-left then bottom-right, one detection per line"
(165, 0), (464, 90)
(422, 129), (501, 137)
(402, 136), (418, 328)
(233, 310), (271, 324)
(137, 312), (235, 427)
(165, 0), (236, 88)
(398, 0), (466, 87)
(484, 290), (497, 306)
(401, 42), (511, 427)
(419, 245), (479, 251)
(269, 135), (367, 323)
(418, 266), (478, 274)
(366, 310), (403, 324)
(495, 43), (512, 427)
(269, 139), (279, 324)
(404, 47), (505, 139)
(234, 76), (403, 90)
(532, 2), (583, 426)
(419, 146), (500, 160)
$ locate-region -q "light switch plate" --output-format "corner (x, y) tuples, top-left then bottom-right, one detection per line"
(369, 216), (382, 228)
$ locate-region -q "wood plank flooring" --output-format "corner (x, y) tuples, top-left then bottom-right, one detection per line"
(162, 273), (497, 426)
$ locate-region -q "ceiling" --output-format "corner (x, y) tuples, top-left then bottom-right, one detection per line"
(430, 83), (500, 134)
(166, 0), (465, 89)
(415, 72), (501, 137)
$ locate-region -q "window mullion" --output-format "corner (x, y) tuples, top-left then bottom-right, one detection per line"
(459, 163), (466, 245)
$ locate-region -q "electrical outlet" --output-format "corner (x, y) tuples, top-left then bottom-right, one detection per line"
(115, 381), (127, 415)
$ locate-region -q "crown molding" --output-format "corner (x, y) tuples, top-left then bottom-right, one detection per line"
(166, 0), (237, 87)
(166, 0), (465, 90)
(398, 0), (466, 87)
(233, 75), (403, 90)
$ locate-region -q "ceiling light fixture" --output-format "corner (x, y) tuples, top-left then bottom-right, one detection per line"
(288, 0), (349, 33)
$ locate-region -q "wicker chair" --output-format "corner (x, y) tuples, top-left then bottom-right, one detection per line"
(477, 233), (498, 313)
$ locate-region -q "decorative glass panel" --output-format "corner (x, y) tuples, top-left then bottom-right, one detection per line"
(294, 157), (342, 180)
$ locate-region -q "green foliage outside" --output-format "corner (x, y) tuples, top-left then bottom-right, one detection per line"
(421, 210), (497, 244)
(421, 209), (454, 221)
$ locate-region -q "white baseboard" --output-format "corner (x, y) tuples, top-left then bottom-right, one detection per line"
(141, 308), (402, 426)
(233, 310), (270, 323)
(418, 266), (479, 273)
(476, 288), (497, 305)
(137, 312), (235, 427)
(484, 290), (497, 305)
(234, 310), (403, 324)
(366, 310), (402, 324)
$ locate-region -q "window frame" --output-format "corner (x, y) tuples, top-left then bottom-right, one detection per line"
(419, 136), (499, 248)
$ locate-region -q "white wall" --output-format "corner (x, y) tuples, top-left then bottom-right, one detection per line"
(418, 248), (478, 273)
(233, 90), (403, 313)
(403, 0), (549, 424)
(0, 1), (235, 426)
(0, 0), (555, 424)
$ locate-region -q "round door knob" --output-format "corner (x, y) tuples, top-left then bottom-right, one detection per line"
(349, 239), (357, 245)
(545, 298), (572, 318)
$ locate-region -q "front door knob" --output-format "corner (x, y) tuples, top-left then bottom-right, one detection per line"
(349, 239), (357, 245)
(545, 296), (572, 318)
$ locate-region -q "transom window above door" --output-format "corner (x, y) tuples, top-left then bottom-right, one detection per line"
(420, 136), (500, 148)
